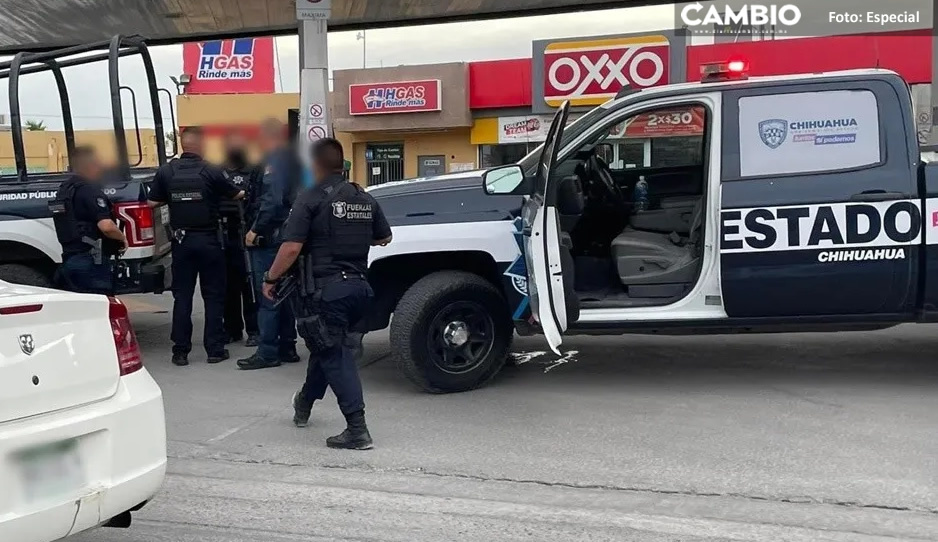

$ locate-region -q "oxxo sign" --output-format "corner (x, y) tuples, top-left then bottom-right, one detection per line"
(541, 35), (671, 107)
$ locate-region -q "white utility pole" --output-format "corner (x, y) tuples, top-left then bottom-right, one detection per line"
(297, 0), (332, 166)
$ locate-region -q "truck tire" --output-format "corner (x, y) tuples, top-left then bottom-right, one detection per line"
(0, 263), (54, 289)
(391, 271), (513, 393)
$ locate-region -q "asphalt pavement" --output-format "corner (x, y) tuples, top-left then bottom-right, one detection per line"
(72, 293), (938, 541)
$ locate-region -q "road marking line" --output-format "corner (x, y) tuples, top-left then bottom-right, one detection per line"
(205, 417), (265, 444)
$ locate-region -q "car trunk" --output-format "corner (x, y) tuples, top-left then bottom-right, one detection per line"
(0, 284), (119, 424)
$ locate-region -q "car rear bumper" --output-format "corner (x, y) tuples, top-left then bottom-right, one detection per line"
(0, 368), (166, 542)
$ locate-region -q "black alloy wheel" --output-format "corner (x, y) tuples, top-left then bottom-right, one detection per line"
(426, 300), (495, 375)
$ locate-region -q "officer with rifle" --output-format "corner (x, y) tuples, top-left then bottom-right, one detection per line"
(220, 131), (260, 347)
(262, 138), (391, 450)
(147, 127), (244, 367)
(51, 146), (128, 295)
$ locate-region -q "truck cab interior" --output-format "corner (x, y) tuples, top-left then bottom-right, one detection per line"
(549, 104), (709, 309)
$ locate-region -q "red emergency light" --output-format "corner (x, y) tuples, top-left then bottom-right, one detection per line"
(701, 60), (750, 83)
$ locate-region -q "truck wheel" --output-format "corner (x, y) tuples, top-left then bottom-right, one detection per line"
(391, 271), (513, 393)
(0, 264), (54, 288)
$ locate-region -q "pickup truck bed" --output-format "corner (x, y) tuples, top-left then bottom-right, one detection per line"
(0, 169), (172, 293)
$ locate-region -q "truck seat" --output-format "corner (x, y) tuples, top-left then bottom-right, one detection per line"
(557, 175), (585, 249)
(611, 198), (703, 287)
(629, 195), (699, 234)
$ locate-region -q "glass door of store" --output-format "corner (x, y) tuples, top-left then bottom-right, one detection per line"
(608, 139), (649, 169)
(366, 143), (404, 186)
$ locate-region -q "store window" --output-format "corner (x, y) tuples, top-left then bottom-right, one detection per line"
(480, 143), (536, 168)
(650, 136), (704, 168)
(366, 143), (405, 185)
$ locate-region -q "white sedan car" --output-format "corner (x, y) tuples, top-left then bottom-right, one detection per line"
(0, 285), (166, 541)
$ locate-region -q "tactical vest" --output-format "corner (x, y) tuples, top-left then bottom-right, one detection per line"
(219, 166), (252, 218)
(304, 182), (374, 276)
(167, 159), (215, 230)
(49, 180), (97, 254)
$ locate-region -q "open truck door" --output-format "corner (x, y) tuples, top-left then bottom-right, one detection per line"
(483, 101), (575, 354)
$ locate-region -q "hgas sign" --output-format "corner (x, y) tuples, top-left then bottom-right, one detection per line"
(182, 37), (275, 95)
(532, 31), (687, 114)
(348, 80), (442, 115)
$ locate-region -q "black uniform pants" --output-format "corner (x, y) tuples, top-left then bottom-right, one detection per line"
(297, 278), (373, 416)
(223, 234), (258, 338)
(58, 252), (114, 295)
(171, 231), (226, 356)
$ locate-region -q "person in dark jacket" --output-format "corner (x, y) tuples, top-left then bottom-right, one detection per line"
(148, 128), (244, 366)
(51, 146), (127, 295)
(237, 118), (300, 370)
(220, 131), (260, 347)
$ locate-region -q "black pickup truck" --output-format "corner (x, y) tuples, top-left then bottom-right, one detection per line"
(0, 35), (175, 292)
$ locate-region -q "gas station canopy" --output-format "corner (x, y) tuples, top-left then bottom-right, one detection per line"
(0, 0), (637, 52)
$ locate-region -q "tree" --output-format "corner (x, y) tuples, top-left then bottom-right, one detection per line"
(24, 120), (46, 131)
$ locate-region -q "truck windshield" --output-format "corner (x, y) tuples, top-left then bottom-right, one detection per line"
(516, 103), (613, 174)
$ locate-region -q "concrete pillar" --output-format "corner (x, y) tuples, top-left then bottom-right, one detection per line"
(931, 6), (937, 148)
(298, 18), (331, 166)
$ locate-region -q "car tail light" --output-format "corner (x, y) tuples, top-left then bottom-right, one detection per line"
(108, 297), (142, 376)
(115, 202), (155, 247)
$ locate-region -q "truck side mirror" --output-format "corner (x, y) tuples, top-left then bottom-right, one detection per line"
(482, 164), (532, 196)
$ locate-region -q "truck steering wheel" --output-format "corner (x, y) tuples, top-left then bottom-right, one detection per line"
(585, 154), (625, 207)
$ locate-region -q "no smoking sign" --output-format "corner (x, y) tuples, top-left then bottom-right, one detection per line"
(307, 125), (326, 141)
(309, 103), (324, 118)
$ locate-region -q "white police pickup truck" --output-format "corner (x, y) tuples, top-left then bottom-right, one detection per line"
(364, 64), (937, 393)
(0, 35), (174, 294)
(0, 171), (172, 293)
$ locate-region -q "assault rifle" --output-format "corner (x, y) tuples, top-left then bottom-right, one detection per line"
(237, 204), (257, 305)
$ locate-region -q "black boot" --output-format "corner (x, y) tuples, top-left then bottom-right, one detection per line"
(245, 333), (260, 347)
(326, 410), (373, 450)
(236, 353), (281, 370)
(292, 390), (312, 427)
(207, 349), (230, 364)
(172, 352), (189, 366)
(280, 348), (301, 364)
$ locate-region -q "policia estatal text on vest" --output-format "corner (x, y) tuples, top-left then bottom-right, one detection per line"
(262, 138), (392, 450)
(50, 146), (128, 295)
(147, 128), (245, 367)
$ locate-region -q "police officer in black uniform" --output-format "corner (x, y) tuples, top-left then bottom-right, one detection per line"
(51, 146), (127, 294)
(147, 128), (244, 366)
(261, 138), (391, 450)
(220, 131), (260, 347)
